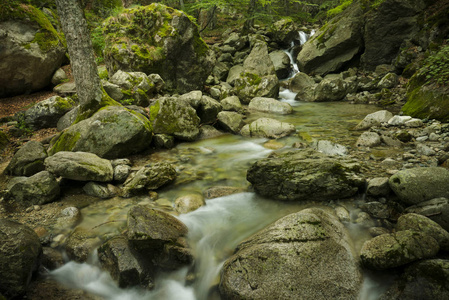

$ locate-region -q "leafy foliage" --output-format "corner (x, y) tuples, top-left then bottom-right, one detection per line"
(416, 42), (449, 87)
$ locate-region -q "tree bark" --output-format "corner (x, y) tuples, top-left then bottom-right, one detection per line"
(55, 0), (102, 110)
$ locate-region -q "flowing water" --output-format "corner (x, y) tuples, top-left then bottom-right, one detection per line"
(49, 32), (388, 299)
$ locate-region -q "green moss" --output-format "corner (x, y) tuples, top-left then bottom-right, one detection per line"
(74, 87), (122, 124)
(327, 0), (353, 18)
(48, 131), (81, 155)
(54, 97), (75, 111)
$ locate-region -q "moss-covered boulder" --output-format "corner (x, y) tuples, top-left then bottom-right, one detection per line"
(5, 141), (47, 176)
(0, 130), (8, 151)
(24, 96), (76, 129)
(48, 106), (152, 159)
(0, 3), (66, 97)
(122, 163), (176, 197)
(6, 171), (60, 205)
(219, 208), (362, 299)
(103, 3), (215, 93)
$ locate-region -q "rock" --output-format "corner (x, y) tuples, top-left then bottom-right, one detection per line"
(212, 61), (229, 82)
(0, 220), (42, 299)
(223, 32), (248, 51)
(220, 95), (243, 112)
(379, 259), (449, 300)
(266, 19), (298, 48)
(247, 149), (365, 201)
(312, 140), (348, 156)
(406, 198), (449, 232)
(122, 163), (176, 197)
(354, 110), (394, 130)
(243, 42), (276, 77)
(219, 208), (362, 300)
(217, 111), (246, 134)
(296, 2), (364, 75)
(417, 144), (436, 156)
(226, 65), (244, 86)
(290, 72), (316, 102)
(152, 134), (175, 149)
(57, 106), (79, 131)
(45, 151), (113, 182)
(41, 247), (64, 270)
(54, 207), (82, 229)
(360, 202), (391, 219)
(240, 118), (295, 139)
(0, 5), (66, 97)
(0, 130), (9, 151)
(113, 164), (131, 183)
(51, 68), (68, 86)
(196, 96), (222, 124)
(402, 84), (449, 122)
(53, 82), (77, 96)
(377, 73), (399, 89)
(360, 230), (439, 270)
(7, 171), (60, 205)
(397, 213), (449, 251)
(103, 3), (214, 93)
(48, 106), (152, 159)
(102, 80), (124, 101)
(367, 177), (391, 197)
(313, 74), (349, 102)
(65, 227), (101, 262)
(174, 194), (206, 214)
(356, 131), (381, 147)
(149, 97), (200, 141)
(83, 182), (118, 199)
(269, 50), (292, 79)
(126, 205), (193, 269)
(24, 96), (76, 129)
(199, 125), (225, 140)
(388, 115), (412, 126)
(203, 186), (247, 199)
(179, 90), (203, 108)
(389, 167), (449, 205)
(248, 97), (292, 114)
(5, 141), (47, 176)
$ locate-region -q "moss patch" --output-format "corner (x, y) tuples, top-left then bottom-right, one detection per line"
(48, 131), (81, 155)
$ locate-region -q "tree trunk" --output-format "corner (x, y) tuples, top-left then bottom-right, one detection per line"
(55, 0), (102, 111)
(243, 0), (257, 33)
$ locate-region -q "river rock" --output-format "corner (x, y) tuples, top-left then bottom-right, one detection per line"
(179, 90), (202, 108)
(48, 106), (153, 158)
(356, 131), (381, 147)
(24, 96), (76, 130)
(269, 50), (292, 79)
(203, 186), (247, 199)
(7, 171), (60, 205)
(0, 130), (8, 151)
(122, 163), (176, 197)
(65, 227), (101, 262)
(354, 110), (394, 130)
(313, 74), (349, 102)
(247, 149), (365, 201)
(240, 118), (295, 139)
(113, 164), (131, 183)
(219, 208), (362, 300)
(0, 4), (66, 97)
(312, 140), (348, 156)
(360, 230), (439, 270)
(5, 141), (47, 176)
(196, 96), (222, 124)
(83, 182), (118, 199)
(226, 65), (244, 86)
(51, 68), (68, 86)
(367, 177), (391, 197)
(405, 198), (449, 232)
(397, 213), (449, 251)
(220, 95), (243, 112)
(389, 167), (449, 205)
(0, 220), (42, 299)
(379, 259), (449, 300)
(388, 115), (412, 126)
(248, 97), (292, 114)
(149, 97), (200, 141)
(266, 19), (298, 48)
(103, 3), (214, 93)
(127, 205), (193, 269)
(217, 111), (246, 134)
(377, 73), (399, 89)
(290, 72), (316, 102)
(174, 194), (206, 214)
(54, 207), (82, 229)
(45, 151), (113, 182)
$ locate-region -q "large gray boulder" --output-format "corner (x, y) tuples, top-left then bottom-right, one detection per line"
(24, 96), (76, 129)
(247, 149), (365, 201)
(219, 208), (362, 300)
(48, 106), (152, 159)
(0, 220), (42, 299)
(240, 118), (295, 139)
(0, 4), (66, 97)
(217, 111), (246, 134)
(406, 198), (449, 232)
(389, 167), (449, 205)
(103, 3), (215, 93)
(7, 171), (60, 205)
(122, 163), (176, 197)
(248, 97), (293, 114)
(5, 141), (47, 176)
(313, 74), (351, 102)
(196, 96), (222, 124)
(290, 72), (316, 102)
(149, 97), (200, 141)
(269, 50), (292, 79)
(45, 151), (113, 182)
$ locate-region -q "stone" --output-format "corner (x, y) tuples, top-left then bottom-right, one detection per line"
(354, 110), (394, 130)
(0, 130), (9, 151)
(313, 74), (349, 102)
(219, 208), (362, 300)
(312, 140), (348, 156)
(360, 230), (439, 270)
(367, 177), (391, 197)
(240, 118), (295, 139)
(220, 95), (243, 112)
(196, 96), (222, 124)
(388, 115), (412, 126)
(360, 202), (391, 219)
(65, 227), (101, 262)
(217, 111), (246, 134)
(377, 73), (399, 89)
(356, 131), (381, 147)
(7, 171), (60, 205)
(24, 96), (76, 129)
(57, 106), (79, 131)
(405, 118), (423, 128)
(152, 134), (175, 149)
(51, 68), (68, 86)
(248, 97), (292, 114)
(5, 141), (47, 176)
(416, 144), (435, 156)
(405, 198), (449, 232)
(212, 61), (229, 82)
(389, 167), (449, 205)
(269, 50), (292, 79)
(0, 220), (42, 299)
(45, 151), (113, 182)
(54, 207), (82, 229)
(247, 149), (365, 201)
(102, 80), (124, 101)
(122, 163), (176, 197)
(113, 164), (131, 183)
(203, 186), (247, 199)
(174, 194), (206, 214)
(179, 90), (203, 108)
(53, 82), (76, 96)
(290, 72), (316, 102)
(83, 182), (118, 199)
(226, 65), (244, 86)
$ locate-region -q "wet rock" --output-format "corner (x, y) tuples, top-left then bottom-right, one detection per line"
(24, 96), (76, 129)
(405, 198), (449, 232)
(354, 110), (394, 130)
(290, 72), (316, 102)
(83, 182), (118, 199)
(199, 125), (225, 140)
(248, 97), (292, 114)
(152, 134), (175, 149)
(356, 131), (381, 147)
(388, 115), (412, 126)
(41, 247), (64, 270)
(360, 230), (439, 270)
(240, 118), (295, 139)
(389, 167), (449, 205)
(65, 227), (101, 262)
(217, 111), (246, 134)
(196, 96), (222, 124)
(219, 208), (362, 299)
(220, 95), (243, 112)
(247, 149), (364, 201)
(174, 194), (206, 214)
(113, 164), (131, 182)
(312, 140), (348, 156)
(7, 171), (60, 205)
(54, 207), (82, 229)
(0, 220), (42, 299)
(5, 141), (47, 176)
(45, 151), (114, 182)
(269, 50), (292, 79)
(122, 163), (176, 197)
(203, 186), (247, 199)
(313, 74), (349, 102)
(367, 177), (391, 197)
(360, 202), (391, 219)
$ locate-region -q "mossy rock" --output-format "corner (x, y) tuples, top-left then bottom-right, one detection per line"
(0, 130), (8, 151)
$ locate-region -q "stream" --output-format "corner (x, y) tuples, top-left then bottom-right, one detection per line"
(49, 32), (390, 299)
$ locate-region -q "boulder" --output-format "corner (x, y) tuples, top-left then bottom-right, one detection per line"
(51, 68), (68, 86)
(377, 73), (399, 89)
(149, 97), (200, 141)
(65, 227), (101, 263)
(367, 177), (391, 197)
(311, 140), (348, 156)
(313, 74), (350, 102)
(354, 110), (394, 130)
(402, 83), (449, 122)
(406, 198), (449, 232)
(196, 96), (222, 124)
(45, 151), (113, 182)
(53, 82), (76, 96)
(103, 3), (215, 93)
(48, 106), (152, 159)
(83, 182), (118, 199)
(178, 90), (202, 108)
(0, 130), (9, 151)
(7, 171), (60, 205)
(174, 194), (206, 214)
(223, 32), (248, 51)
(217, 111), (246, 134)
(226, 65), (244, 86)
(220, 95), (243, 112)
(212, 61), (229, 82)
(5, 141), (47, 176)
(122, 163), (176, 197)
(269, 50), (292, 79)
(247, 149), (365, 201)
(266, 19), (298, 48)
(240, 118), (295, 139)
(248, 97), (292, 114)
(219, 208), (362, 300)
(0, 4), (66, 97)
(57, 106), (79, 131)
(290, 72), (316, 102)
(127, 205), (193, 269)
(0, 220), (42, 299)
(360, 230), (439, 270)
(389, 167), (449, 205)
(356, 131), (381, 147)
(24, 96), (76, 129)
